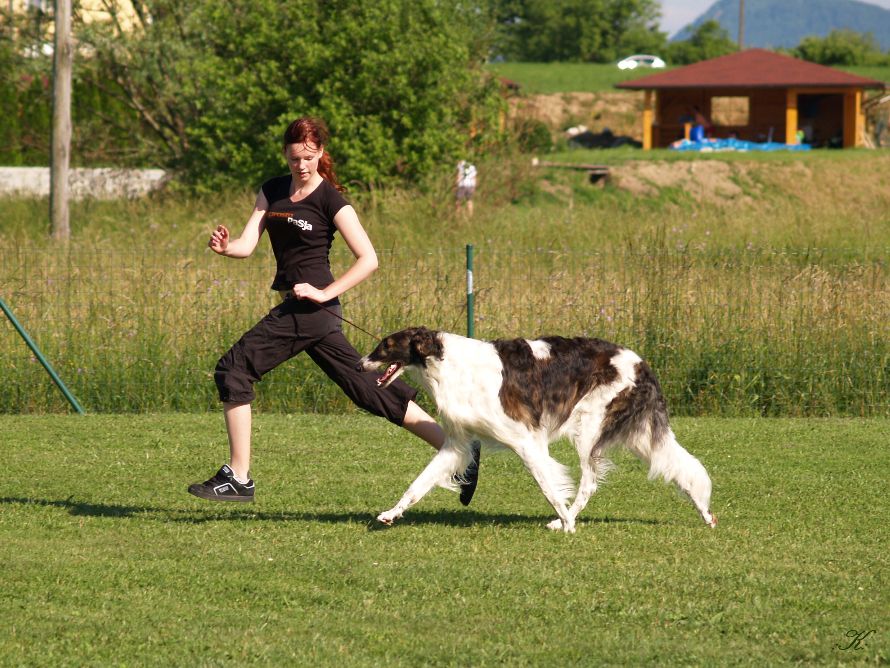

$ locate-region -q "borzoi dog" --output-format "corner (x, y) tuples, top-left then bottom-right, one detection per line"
(359, 327), (716, 533)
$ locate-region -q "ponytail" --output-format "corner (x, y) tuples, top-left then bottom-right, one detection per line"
(317, 150), (344, 192)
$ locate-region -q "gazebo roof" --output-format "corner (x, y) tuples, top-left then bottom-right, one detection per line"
(615, 49), (886, 90)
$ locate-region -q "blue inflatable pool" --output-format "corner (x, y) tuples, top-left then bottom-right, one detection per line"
(670, 138), (812, 152)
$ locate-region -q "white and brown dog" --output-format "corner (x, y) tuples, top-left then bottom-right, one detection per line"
(359, 327), (716, 533)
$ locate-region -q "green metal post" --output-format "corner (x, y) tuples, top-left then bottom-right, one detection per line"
(466, 244), (474, 338)
(1, 296), (85, 414)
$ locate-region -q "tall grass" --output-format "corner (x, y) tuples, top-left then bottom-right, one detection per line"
(1, 151), (888, 415)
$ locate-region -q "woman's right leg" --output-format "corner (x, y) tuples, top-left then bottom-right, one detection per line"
(402, 400), (445, 450)
(306, 330), (481, 504)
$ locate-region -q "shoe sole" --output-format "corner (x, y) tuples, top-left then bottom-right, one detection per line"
(459, 443), (481, 506)
(459, 482), (477, 506)
(187, 486), (254, 503)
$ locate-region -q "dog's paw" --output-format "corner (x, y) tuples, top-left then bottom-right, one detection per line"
(377, 509), (401, 525)
(546, 518), (576, 533)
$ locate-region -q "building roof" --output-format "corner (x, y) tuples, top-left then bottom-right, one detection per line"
(615, 49), (886, 90)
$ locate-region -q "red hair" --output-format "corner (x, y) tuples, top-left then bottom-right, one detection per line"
(283, 117), (345, 192)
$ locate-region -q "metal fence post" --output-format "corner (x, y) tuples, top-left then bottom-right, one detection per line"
(0, 296), (85, 414)
(466, 244), (474, 338)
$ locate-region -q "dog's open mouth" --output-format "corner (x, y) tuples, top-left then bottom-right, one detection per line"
(376, 363), (404, 387)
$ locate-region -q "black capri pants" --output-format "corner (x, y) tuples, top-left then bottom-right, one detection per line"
(214, 298), (417, 425)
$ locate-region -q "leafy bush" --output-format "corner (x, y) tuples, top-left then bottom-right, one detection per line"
(73, 0), (507, 192)
(791, 29), (890, 66)
(515, 118), (553, 152)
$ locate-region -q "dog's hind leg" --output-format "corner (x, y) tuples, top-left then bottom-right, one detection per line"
(376, 445), (464, 526)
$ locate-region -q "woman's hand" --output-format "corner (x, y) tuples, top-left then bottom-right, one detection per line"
(209, 225), (230, 255)
(291, 283), (328, 303)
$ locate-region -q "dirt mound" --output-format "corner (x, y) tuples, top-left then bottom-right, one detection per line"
(510, 92), (642, 139)
(609, 161), (756, 205)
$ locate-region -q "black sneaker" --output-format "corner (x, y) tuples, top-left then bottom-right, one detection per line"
(188, 465), (255, 503)
(458, 441), (481, 507)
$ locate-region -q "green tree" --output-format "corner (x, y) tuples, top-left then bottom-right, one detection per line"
(74, 0), (505, 191)
(792, 29), (887, 66)
(0, 7), (53, 165)
(493, 0), (665, 63)
(666, 19), (737, 65)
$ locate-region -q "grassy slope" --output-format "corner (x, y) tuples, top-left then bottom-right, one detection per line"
(487, 62), (656, 94)
(487, 62), (890, 94)
(1, 414), (888, 666)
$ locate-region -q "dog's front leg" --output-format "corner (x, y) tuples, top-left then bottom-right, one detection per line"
(516, 446), (576, 534)
(377, 446), (462, 526)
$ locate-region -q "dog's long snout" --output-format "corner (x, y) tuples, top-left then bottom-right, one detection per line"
(356, 355), (372, 372)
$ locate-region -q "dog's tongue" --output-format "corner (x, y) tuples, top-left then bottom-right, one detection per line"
(377, 363), (400, 386)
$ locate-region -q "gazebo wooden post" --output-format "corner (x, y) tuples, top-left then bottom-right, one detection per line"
(785, 89), (798, 145)
(855, 89), (864, 147)
(843, 90), (862, 148)
(642, 90), (654, 150)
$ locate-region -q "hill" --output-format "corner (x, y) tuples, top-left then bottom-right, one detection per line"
(672, 0), (890, 50)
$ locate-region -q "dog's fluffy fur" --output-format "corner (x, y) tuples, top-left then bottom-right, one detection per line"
(359, 327), (716, 533)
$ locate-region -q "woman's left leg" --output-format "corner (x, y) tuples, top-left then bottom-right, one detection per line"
(307, 328), (480, 504)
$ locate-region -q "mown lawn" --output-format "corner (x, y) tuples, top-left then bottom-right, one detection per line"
(486, 62), (650, 94)
(1, 414), (887, 666)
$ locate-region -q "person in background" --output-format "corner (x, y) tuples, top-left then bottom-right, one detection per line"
(455, 159), (477, 217)
(691, 106), (713, 142)
(188, 117), (480, 506)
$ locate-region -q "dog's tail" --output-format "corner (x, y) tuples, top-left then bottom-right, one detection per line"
(643, 430), (715, 527)
(599, 361), (716, 527)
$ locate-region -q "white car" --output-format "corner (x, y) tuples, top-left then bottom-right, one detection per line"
(617, 54), (666, 70)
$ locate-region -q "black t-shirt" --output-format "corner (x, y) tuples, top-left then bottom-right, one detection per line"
(261, 175), (349, 294)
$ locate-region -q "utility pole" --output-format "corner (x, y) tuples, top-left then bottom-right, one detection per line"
(738, 0), (745, 50)
(50, 0), (72, 240)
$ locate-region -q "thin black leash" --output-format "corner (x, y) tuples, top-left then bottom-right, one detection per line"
(318, 303), (381, 340)
(283, 292), (381, 339)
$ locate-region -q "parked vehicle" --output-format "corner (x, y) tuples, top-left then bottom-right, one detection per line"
(617, 54), (666, 70)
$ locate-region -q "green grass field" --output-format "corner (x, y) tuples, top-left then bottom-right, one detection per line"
(1, 414), (887, 666)
(486, 62), (890, 94)
(487, 62), (652, 94)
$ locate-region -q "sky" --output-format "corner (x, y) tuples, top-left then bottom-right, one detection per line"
(658, 0), (890, 36)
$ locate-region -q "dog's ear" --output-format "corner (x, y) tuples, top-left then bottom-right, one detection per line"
(411, 327), (442, 360)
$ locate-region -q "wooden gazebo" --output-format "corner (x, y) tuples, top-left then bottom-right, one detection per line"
(615, 49), (886, 149)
